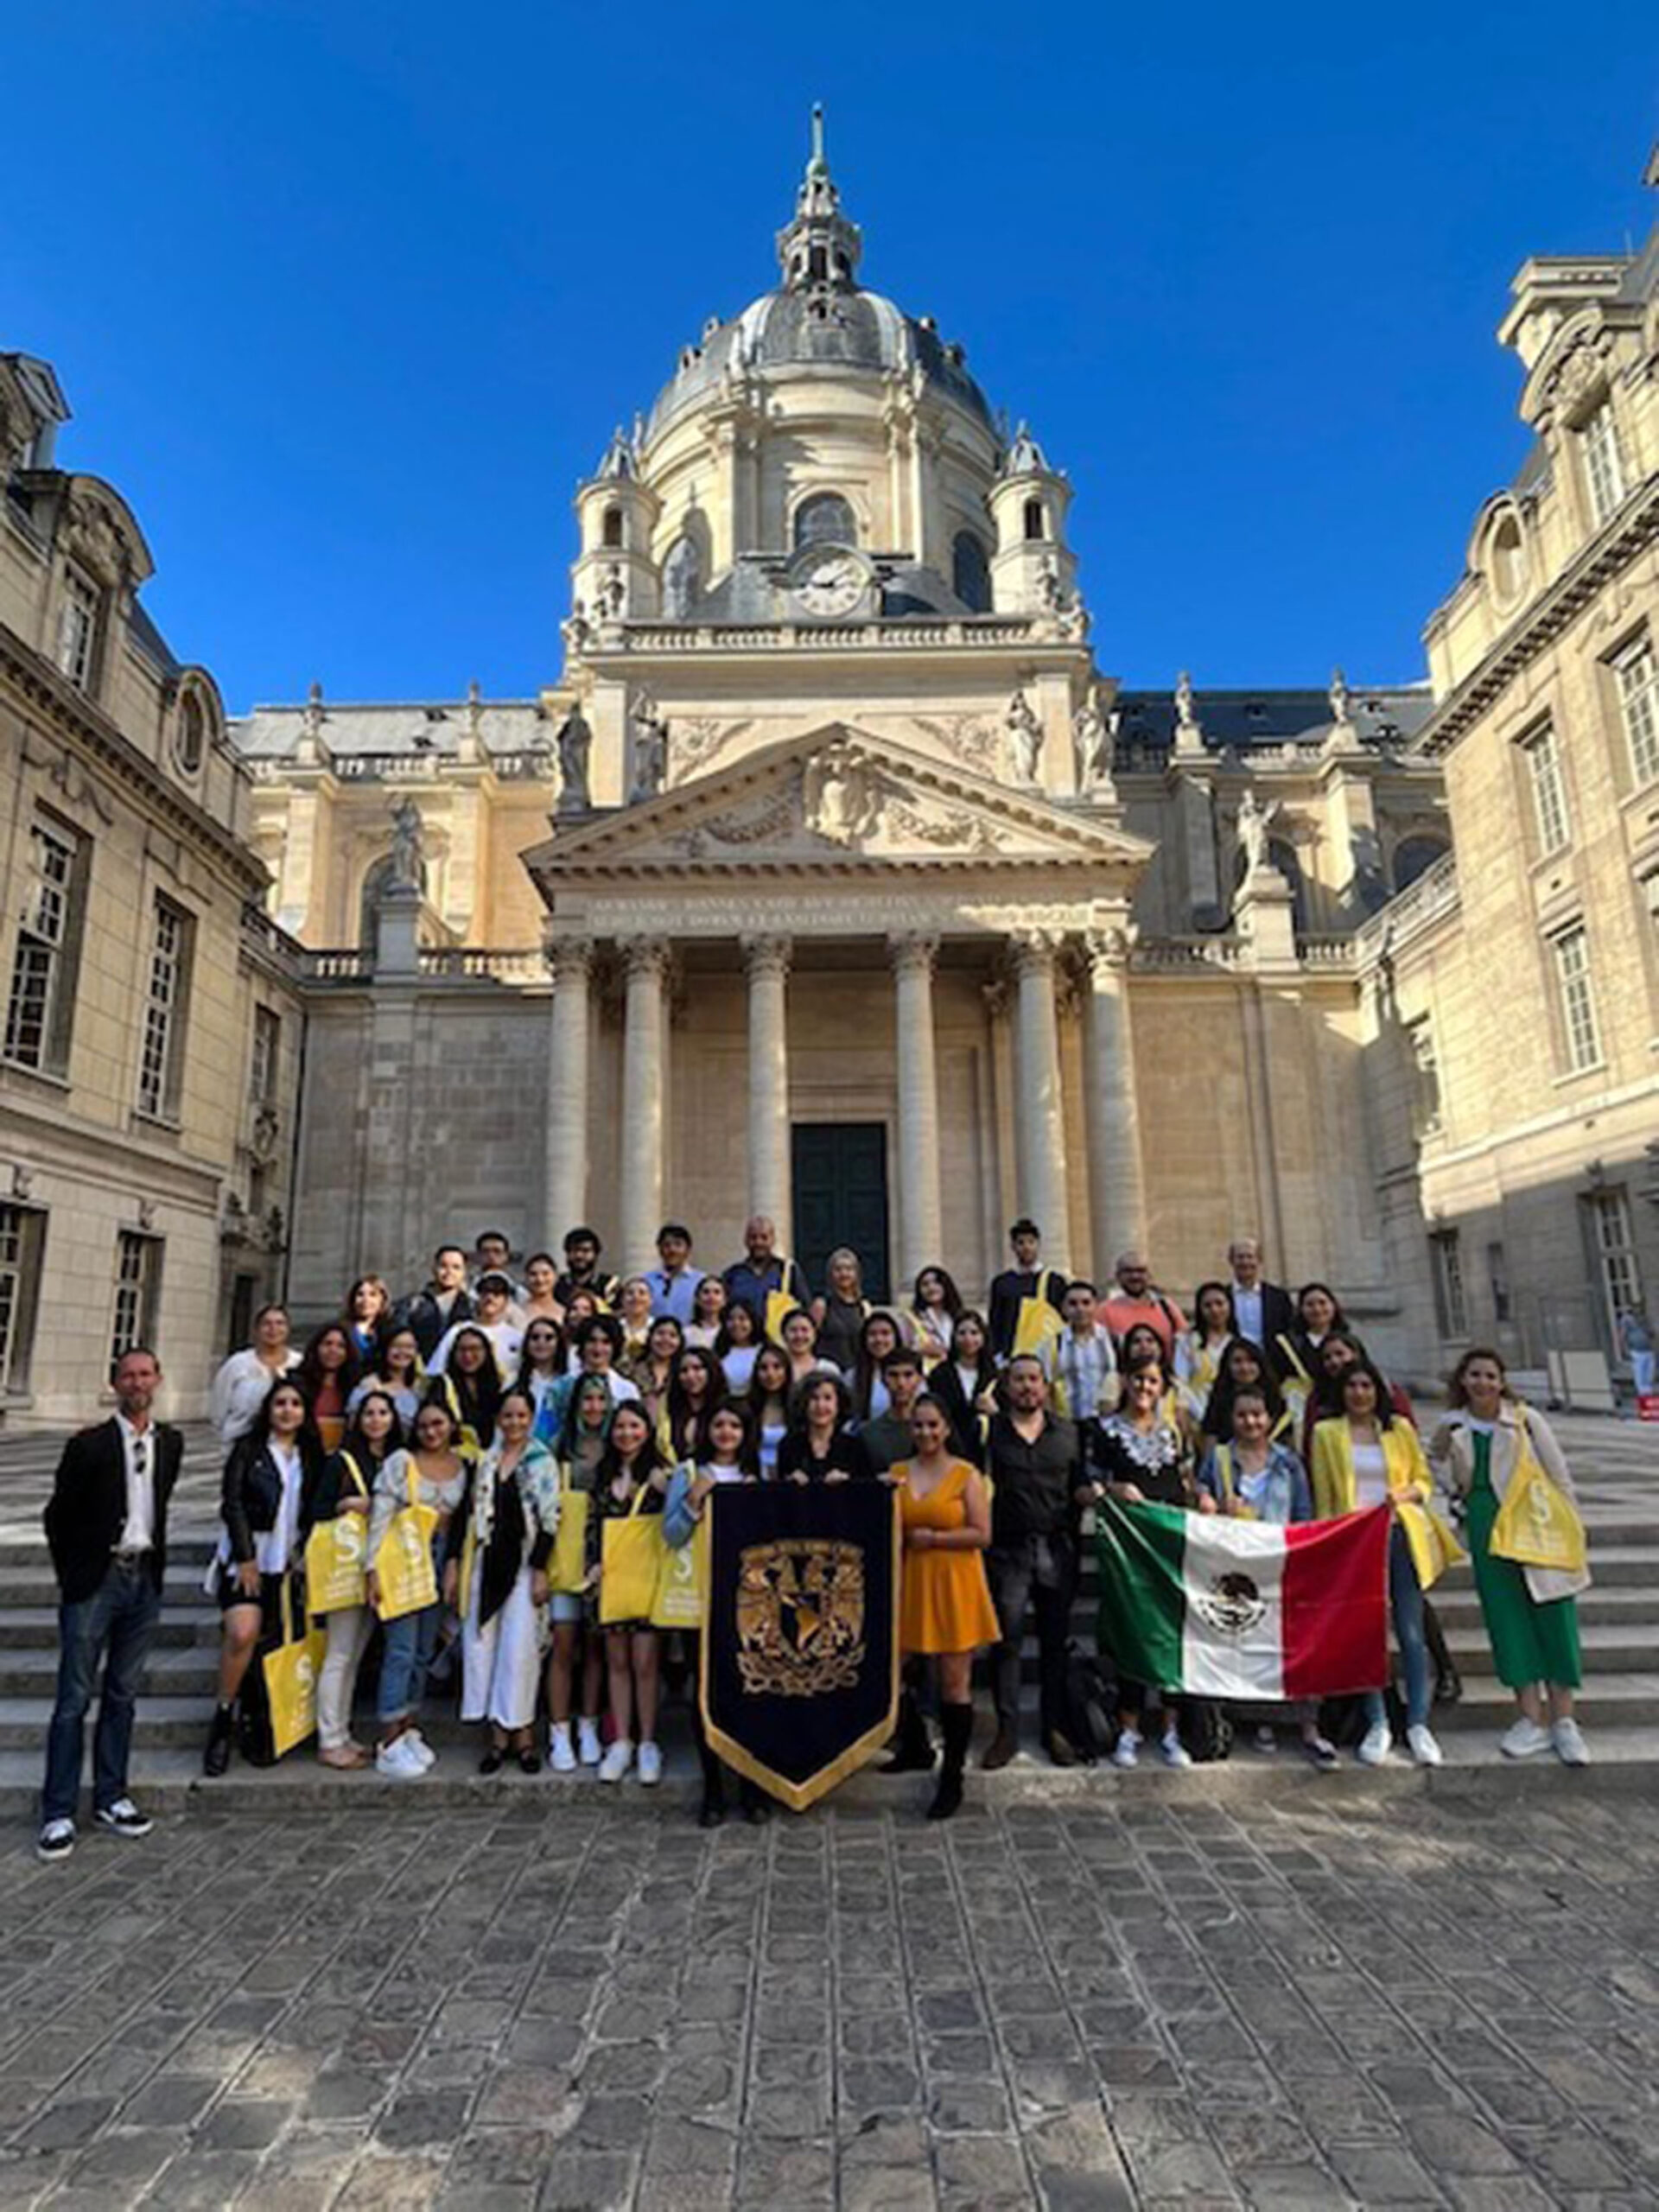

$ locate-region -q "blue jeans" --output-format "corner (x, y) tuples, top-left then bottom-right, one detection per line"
(42, 1558), (162, 1822)
(1364, 1521), (1431, 1732)
(378, 1601), (441, 1726)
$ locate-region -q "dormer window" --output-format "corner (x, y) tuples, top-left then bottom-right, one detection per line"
(57, 565), (99, 692)
(793, 493), (856, 550)
(1580, 401), (1626, 527)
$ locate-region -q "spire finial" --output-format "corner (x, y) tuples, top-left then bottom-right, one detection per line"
(809, 103), (827, 176)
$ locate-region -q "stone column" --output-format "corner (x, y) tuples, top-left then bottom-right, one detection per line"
(619, 936), (671, 1272)
(889, 933), (944, 1283)
(741, 934), (793, 1246)
(1084, 922), (1146, 1278)
(1011, 931), (1070, 1270)
(544, 937), (593, 1250)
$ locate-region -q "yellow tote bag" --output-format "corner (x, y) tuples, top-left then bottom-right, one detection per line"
(1013, 1291), (1065, 1362)
(764, 1287), (797, 1345)
(549, 1465), (591, 1595)
(302, 1454), (371, 1613)
(372, 1463), (441, 1621)
(263, 1577), (326, 1759)
(1491, 1420), (1587, 1574)
(599, 1484), (664, 1624)
(652, 1497), (710, 1629)
(1396, 1499), (1466, 1591)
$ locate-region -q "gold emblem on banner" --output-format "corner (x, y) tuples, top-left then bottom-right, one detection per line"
(734, 1538), (867, 1695)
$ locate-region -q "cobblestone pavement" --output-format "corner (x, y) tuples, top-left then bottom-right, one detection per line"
(3, 1789), (1657, 2212)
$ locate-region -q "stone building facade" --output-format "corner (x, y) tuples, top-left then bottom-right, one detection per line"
(0, 352), (305, 1427)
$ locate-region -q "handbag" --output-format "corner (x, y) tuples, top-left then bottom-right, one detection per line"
(651, 1490), (709, 1628)
(1491, 1414), (1587, 1574)
(262, 1575), (327, 1760)
(302, 1454), (371, 1613)
(549, 1464), (591, 1594)
(599, 1482), (664, 1624)
(372, 1461), (441, 1621)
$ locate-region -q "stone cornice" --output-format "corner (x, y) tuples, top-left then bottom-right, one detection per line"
(1413, 475), (1659, 760)
(0, 618), (264, 892)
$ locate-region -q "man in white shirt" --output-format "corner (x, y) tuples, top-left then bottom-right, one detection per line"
(429, 1274), (524, 1378)
(1226, 1236), (1295, 1370)
(39, 1348), (183, 1861)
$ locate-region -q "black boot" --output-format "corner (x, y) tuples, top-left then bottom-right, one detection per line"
(203, 1702), (234, 1779)
(880, 1688), (937, 1774)
(927, 1703), (973, 1821)
(696, 1733), (726, 1827)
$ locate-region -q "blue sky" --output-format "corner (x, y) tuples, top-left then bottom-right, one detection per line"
(5, 3), (1656, 709)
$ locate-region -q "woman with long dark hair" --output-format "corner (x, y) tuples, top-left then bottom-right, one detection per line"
(203, 1376), (326, 1777)
(777, 1371), (873, 1484)
(1174, 1281), (1236, 1425)
(665, 1345), (721, 1462)
(714, 1300), (761, 1395)
(909, 1267), (963, 1366)
(515, 1317), (567, 1445)
(849, 1310), (903, 1424)
(449, 1388), (560, 1774)
(365, 1395), (468, 1777)
(930, 1311), (1000, 1467)
(546, 1373), (612, 1773)
(747, 1343), (793, 1478)
(664, 1399), (768, 1826)
(589, 1404), (670, 1786)
(1201, 1337), (1288, 1443)
(307, 1389), (398, 1768)
(341, 1276), (391, 1365)
(347, 1324), (424, 1437)
(435, 1326), (501, 1459)
(298, 1323), (359, 1455)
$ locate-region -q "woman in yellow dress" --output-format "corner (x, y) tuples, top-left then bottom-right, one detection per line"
(892, 1394), (1000, 1820)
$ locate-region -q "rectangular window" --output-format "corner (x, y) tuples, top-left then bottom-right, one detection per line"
(1522, 721), (1570, 855)
(3, 814), (86, 1074)
(110, 1230), (163, 1373)
(249, 1005), (280, 1105)
(1588, 1189), (1643, 1351)
(136, 898), (194, 1122)
(1552, 925), (1602, 1072)
(1486, 1240), (1512, 1326)
(1614, 635), (1659, 788)
(56, 567), (99, 690)
(0, 1205), (47, 1393)
(1581, 403), (1626, 528)
(1430, 1230), (1468, 1339)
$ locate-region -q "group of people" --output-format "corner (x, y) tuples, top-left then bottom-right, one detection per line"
(35, 1214), (1593, 1858)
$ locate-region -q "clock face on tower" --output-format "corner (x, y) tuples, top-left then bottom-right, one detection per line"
(789, 547), (869, 620)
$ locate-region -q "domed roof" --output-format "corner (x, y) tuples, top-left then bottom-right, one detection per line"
(646, 287), (993, 441)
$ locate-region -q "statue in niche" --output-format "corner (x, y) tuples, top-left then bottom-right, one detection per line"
(629, 690), (671, 804)
(388, 797), (424, 891)
(1006, 690), (1043, 784)
(663, 536), (701, 619)
(597, 566), (626, 620)
(555, 702), (593, 814)
(1236, 786), (1281, 878)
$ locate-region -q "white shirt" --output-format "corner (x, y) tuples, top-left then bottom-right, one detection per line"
(429, 1319), (524, 1378)
(210, 1348), (302, 1445)
(116, 1414), (156, 1553)
(720, 1345), (759, 1394)
(1351, 1440), (1389, 1511)
(1230, 1283), (1264, 1346)
(255, 1441), (305, 1576)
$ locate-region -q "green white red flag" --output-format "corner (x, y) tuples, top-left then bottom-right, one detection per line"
(1095, 1498), (1390, 1700)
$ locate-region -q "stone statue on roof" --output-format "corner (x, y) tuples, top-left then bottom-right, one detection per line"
(1329, 666), (1352, 728)
(1006, 690), (1043, 785)
(1236, 786), (1281, 878)
(388, 797), (424, 890)
(1072, 693), (1116, 799)
(629, 691), (670, 804)
(556, 702), (593, 815)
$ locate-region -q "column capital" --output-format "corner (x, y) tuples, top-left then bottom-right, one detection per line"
(1009, 928), (1063, 979)
(618, 933), (672, 981)
(1085, 920), (1138, 977)
(740, 932), (792, 982)
(887, 931), (939, 979)
(545, 933), (594, 983)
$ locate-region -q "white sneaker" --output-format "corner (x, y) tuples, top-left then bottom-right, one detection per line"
(598, 1738), (633, 1783)
(1551, 1718), (1591, 1766)
(1110, 1727), (1141, 1770)
(1252, 1725), (1277, 1755)
(637, 1740), (663, 1786)
(36, 1818), (75, 1863)
(1357, 1719), (1393, 1766)
(549, 1723), (577, 1774)
(403, 1728), (436, 1770)
(376, 1737), (427, 1778)
(577, 1718), (603, 1767)
(1499, 1716), (1552, 1759)
(1160, 1726), (1193, 1770)
(1406, 1724), (1443, 1768)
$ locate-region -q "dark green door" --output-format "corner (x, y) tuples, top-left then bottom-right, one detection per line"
(791, 1124), (891, 1304)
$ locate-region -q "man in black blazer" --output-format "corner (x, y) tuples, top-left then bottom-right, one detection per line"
(39, 1346), (182, 1862)
(1226, 1237), (1297, 1375)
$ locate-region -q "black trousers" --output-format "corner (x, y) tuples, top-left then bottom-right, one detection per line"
(986, 1535), (1073, 1743)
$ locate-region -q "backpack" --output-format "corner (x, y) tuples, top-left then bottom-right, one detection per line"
(1060, 1643), (1118, 1764)
(1179, 1697), (1234, 1764)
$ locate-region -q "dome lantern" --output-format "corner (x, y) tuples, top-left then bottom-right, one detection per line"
(775, 105), (863, 295)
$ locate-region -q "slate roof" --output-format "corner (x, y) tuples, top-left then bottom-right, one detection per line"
(230, 698), (550, 761)
(1112, 684), (1433, 753)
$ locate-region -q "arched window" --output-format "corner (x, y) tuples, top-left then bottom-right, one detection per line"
(601, 505), (625, 550)
(793, 493), (857, 550)
(952, 531), (991, 613)
(1022, 497), (1046, 543)
(1489, 512), (1528, 606)
(175, 690), (207, 773)
(1393, 834), (1450, 892)
(663, 535), (702, 619)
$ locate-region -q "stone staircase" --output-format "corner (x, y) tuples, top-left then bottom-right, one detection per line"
(1, 1414), (1656, 1814)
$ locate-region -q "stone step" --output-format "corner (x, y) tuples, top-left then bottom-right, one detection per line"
(0, 1605), (215, 1649)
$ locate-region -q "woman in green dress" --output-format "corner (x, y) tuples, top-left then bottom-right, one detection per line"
(1429, 1349), (1591, 1765)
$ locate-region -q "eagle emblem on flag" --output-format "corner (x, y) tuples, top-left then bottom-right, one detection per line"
(734, 1537), (867, 1695)
(1190, 1570), (1268, 1638)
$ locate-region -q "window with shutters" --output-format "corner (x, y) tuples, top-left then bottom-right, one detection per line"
(4, 813), (86, 1075)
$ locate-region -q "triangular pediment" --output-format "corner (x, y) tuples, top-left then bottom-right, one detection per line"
(523, 723), (1153, 886)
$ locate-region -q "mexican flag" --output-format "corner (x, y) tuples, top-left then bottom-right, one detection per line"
(1095, 1498), (1390, 1700)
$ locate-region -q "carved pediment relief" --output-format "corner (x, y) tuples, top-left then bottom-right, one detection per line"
(525, 724), (1152, 885)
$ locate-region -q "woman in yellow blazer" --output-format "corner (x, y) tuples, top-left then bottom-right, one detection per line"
(1311, 1360), (1440, 1770)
